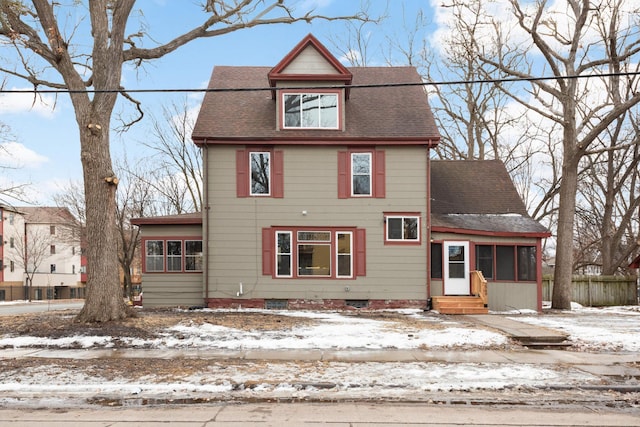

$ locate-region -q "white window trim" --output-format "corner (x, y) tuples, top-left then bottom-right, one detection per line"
(336, 231), (353, 278)
(385, 215), (421, 242)
(276, 231), (293, 278)
(250, 151), (271, 196)
(351, 152), (372, 197)
(166, 240), (183, 272)
(145, 240), (164, 272)
(282, 92), (340, 130)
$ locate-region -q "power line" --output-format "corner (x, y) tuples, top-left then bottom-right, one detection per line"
(1, 70), (640, 94)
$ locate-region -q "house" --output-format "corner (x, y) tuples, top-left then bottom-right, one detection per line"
(132, 34), (550, 312)
(0, 205), (84, 301)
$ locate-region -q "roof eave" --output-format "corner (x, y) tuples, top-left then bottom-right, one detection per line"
(431, 225), (551, 239)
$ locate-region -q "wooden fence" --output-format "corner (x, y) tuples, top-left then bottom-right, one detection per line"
(542, 275), (638, 306)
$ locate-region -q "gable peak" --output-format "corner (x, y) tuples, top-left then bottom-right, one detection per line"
(268, 34), (352, 87)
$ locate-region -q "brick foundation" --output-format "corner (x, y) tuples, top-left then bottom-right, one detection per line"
(205, 298), (428, 310)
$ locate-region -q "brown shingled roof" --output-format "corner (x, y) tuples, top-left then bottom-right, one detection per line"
(131, 212), (202, 226)
(430, 160), (550, 236)
(192, 66), (440, 144)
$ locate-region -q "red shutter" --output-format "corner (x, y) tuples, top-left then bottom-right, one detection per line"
(337, 151), (349, 198)
(272, 150), (284, 198)
(374, 150), (385, 198)
(262, 228), (273, 276)
(236, 150), (248, 197)
(355, 228), (366, 276)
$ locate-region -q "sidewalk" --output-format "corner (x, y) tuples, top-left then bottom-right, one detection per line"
(1, 312), (639, 410)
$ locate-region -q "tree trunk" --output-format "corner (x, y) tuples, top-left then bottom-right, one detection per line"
(76, 110), (129, 322)
(552, 149), (579, 310)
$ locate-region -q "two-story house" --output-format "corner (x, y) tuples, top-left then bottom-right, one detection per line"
(132, 34), (549, 312)
(0, 205), (84, 301)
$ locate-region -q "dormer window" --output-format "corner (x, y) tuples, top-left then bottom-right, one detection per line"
(282, 91), (339, 129)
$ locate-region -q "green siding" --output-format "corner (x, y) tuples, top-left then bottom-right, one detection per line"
(206, 145), (429, 302)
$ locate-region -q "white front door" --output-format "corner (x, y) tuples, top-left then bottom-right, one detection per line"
(443, 241), (470, 295)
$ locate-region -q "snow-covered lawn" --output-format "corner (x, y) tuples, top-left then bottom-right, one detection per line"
(1, 305), (639, 404)
(508, 304), (640, 352)
(0, 309), (510, 350)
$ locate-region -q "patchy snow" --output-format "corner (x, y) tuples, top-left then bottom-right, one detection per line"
(0, 309), (509, 350)
(508, 305), (640, 352)
(1, 305), (639, 405)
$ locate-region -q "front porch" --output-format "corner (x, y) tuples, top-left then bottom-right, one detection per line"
(432, 271), (488, 315)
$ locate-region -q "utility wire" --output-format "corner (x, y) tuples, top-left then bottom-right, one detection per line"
(1, 70), (640, 94)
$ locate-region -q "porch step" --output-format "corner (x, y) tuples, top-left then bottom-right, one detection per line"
(431, 296), (488, 315)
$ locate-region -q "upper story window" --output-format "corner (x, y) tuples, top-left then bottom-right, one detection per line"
(351, 153), (372, 196)
(237, 149), (284, 198)
(384, 213), (421, 245)
(338, 150), (385, 199)
(250, 151), (271, 195)
(282, 92), (339, 129)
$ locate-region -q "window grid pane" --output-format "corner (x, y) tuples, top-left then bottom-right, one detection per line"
(386, 216), (420, 241)
(283, 93), (338, 129)
(146, 240), (164, 272)
(185, 240), (203, 272)
(298, 244), (331, 276)
(276, 232), (292, 277)
(337, 232), (352, 278)
(352, 153), (372, 196)
(167, 240), (182, 272)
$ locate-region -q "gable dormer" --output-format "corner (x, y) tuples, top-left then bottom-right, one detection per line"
(269, 34), (352, 131)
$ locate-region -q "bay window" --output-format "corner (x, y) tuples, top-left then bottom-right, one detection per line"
(264, 227), (364, 279)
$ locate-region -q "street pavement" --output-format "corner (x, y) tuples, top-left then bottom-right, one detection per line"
(1, 304), (639, 424)
(0, 402), (639, 426)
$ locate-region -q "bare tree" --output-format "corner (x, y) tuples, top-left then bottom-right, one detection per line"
(0, 121), (29, 205)
(469, 0), (640, 309)
(576, 112), (640, 274)
(5, 221), (53, 301)
(137, 97), (203, 214)
(0, 1), (369, 322)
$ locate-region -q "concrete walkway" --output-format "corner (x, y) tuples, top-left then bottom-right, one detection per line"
(465, 314), (569, 345)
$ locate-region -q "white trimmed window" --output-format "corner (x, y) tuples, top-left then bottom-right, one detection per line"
(283, 93), (339, 129)
(267, 228), (361, 279)
(385, 215), (420, 243)
(145, 240), (164, 272)
(351, 153), (372, 196)
(250, 151), (271, 195)
(167, 240), (182, 272)
(185, 240), (203, 271)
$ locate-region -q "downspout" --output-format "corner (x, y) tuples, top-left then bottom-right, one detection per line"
(203, 141), (210, 307)
(426, 146), (432, 310)
(536, 238), (543, 312)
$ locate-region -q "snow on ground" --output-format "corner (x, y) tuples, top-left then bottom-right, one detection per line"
(508, 304), (640, 352)
(0, 309), (509, 350)
(1, 305), (639, 403)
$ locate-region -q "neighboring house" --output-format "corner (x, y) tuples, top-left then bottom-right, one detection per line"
(132, 34), (550, 312)
(0, 205), (84, 301)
